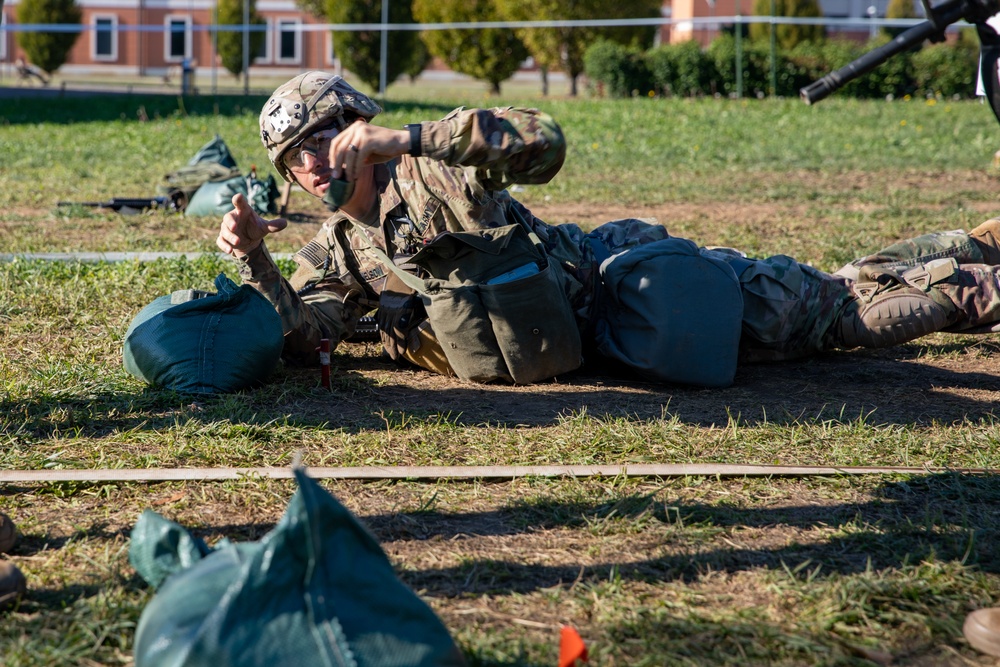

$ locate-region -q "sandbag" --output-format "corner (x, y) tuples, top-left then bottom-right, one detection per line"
(128, 467), (466, 667)
(592, 237), (744, 387)
(122, 273), (284, 394)
(184, 170), (280, 217)
(157, 135), (241, 209)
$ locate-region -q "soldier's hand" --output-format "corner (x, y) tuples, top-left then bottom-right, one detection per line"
(330, 122), (409, 183)
(216, 193), (287, 256)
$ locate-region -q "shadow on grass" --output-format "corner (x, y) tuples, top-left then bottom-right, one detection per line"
(3, 474), (989, 666)
(41, 472), (986, 599)
(4, 344), (1000, 441)
(353, 472), (1000, 597)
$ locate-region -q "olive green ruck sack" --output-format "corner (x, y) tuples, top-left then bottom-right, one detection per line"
(123, 273), (284, 394)
(361, 221), (582, 384)
(158, 135), (280, 217)
(129, 467), (466, 667)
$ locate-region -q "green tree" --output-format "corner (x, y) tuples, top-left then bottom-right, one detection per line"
(749, 0), (824, 50)
(15, 0), (80, 74)
(413, 0), (529, 95)
(296, 0), (323, 19)
(884, 0), (917, 38)
(583, 39), (654, 97)
(495, 0), (660, 96)
(403, 34), (431, 82)
(327, 0), (423, 92)
(215, 0), (266, 79)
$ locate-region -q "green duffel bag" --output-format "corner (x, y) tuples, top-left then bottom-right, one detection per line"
(129, 466), (466, 667)
(184, 170), (280, 217)
(591, 237), (744, 388)
(123, 273), (283, 394)
(157, 135), (241, 211)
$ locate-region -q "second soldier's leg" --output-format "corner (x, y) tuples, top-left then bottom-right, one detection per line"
(936, 263), (1000, 332)
(836, 229), (986, 280)
(833, 259), (1000, 347)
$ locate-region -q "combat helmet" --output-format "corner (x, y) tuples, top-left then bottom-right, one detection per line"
(259, 71), (382, 182)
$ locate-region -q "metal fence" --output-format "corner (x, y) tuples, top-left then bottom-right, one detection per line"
(0, 15), (971, 97)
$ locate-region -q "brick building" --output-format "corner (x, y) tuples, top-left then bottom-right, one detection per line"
(0, 0), (901, 79)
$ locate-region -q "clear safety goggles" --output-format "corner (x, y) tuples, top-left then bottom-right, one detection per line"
(282, 127), (341, 173)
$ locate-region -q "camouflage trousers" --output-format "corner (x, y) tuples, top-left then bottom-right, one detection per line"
(724, 228), (1000, 362)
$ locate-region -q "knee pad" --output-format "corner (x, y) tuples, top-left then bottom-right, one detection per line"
(836, 261), (956, 348)
(838, 291), (950, 348)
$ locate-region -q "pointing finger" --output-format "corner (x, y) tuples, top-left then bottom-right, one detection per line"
(231, 193), (256, 218)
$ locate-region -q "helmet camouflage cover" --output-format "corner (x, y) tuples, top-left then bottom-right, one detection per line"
(259, 71), (382, 182)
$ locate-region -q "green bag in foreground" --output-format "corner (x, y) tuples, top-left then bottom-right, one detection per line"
(123, 273), (283, 394)
(129, 467), (466, 667)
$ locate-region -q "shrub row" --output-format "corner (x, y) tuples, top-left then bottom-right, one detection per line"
(583, 31), (980, 99)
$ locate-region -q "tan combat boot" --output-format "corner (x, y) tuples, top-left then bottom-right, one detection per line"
(968, 218), (1000, 265)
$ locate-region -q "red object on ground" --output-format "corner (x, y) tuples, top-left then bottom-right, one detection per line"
(558, 626), (587, 667)
(317, 338), (331, 390)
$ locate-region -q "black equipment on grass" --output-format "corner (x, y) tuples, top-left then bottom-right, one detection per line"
(801, 0), (1000, 124)
(57, 194), (184, 214)
(345, 315), (380, 343)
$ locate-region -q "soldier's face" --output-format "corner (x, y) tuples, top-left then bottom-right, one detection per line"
(283, 128), (340, 175)
(285, 128), (341, 199)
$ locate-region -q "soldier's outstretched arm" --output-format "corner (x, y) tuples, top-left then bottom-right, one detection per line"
(216, 193), (288, 256)
(232, 225), (368, 366)
(220, 195), (365, 365)
(329, 108), (565, 191)
(415, 107), (567, 189)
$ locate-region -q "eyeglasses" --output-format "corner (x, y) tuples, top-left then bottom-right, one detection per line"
(282, 127), (340, 173)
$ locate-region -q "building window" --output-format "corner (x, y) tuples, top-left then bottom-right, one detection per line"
(277, 19), (301, 64)
(164, 16), (192, 62)
(326, 30), (337, 67)
(254, 18), (272, 64)
(0, 13), (6, 61)
(92, 16), (117, 61)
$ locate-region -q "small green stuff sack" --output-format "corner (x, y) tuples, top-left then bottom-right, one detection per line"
(123, 273), (283, 394)
(184, 170), (280, 217)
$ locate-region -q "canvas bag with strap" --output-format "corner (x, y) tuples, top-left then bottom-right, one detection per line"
(356, 212), (582, 384)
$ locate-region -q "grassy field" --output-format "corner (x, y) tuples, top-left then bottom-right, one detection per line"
(3, 88), (1000, 666)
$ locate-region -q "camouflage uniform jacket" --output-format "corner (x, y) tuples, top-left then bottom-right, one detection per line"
(235, 106), (665, 365)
